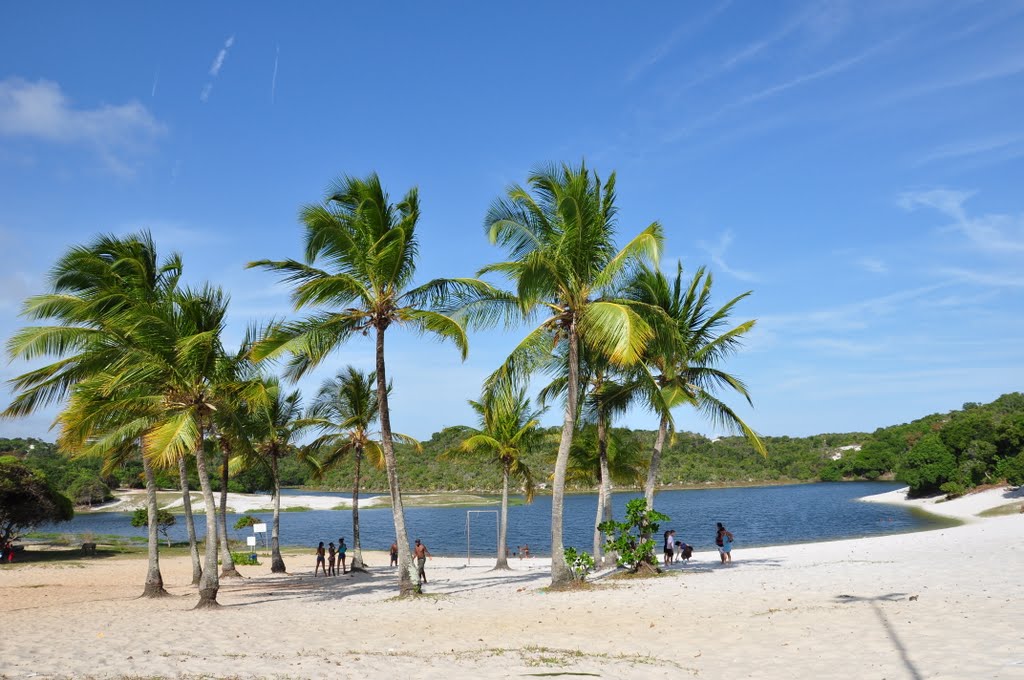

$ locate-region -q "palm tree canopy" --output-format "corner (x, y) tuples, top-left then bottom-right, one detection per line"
(445, 384), (543, 502)
(476, 162), (664, 387)
(627, 262), (766, 457)
(247, 174), (497, 378)
(566, 425), (648, 488)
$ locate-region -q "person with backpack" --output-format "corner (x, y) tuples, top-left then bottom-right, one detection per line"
(715, 522), (734, 564)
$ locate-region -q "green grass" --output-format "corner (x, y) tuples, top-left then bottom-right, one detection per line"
(979, 502), (1024, 517)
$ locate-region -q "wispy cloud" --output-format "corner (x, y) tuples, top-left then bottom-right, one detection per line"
(914, 132), (1024, 166)
(271, 45), (279, 104)
(855, 256), (887, 274)
(899, 188), (1024, 254)
(698, 230), (759, 282)
(0, 77), (165, 175)
(624, 1), (731, 82)
(938, 267), (1024, 288)
(151, 70), (159, 98)
(200, 35), (235, 103)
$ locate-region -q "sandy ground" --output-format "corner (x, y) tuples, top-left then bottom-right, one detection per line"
(2, 486), (1022, 679)
(93, 490), (389, 513)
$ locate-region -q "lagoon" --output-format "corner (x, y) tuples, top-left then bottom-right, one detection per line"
(45, 481), (943, 557)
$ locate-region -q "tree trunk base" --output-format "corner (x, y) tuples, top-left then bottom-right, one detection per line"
(220, 567), (242, 579)
(632, 562), (661, 577)
(194, 590), (220, 609)
(191, 575), (202, 586)
(347, 565), (369, 574)
(490, 562), (512, 572)
(140, 584), (169, 598)
(271, 557), (287, 574)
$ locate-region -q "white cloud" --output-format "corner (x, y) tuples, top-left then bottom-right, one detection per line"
(624, 1), (731, 82)
(855, 256), (887, 274)
(899, 188), (1024, 254)
(200, 35), (235, 102)
(697, 230), (759, 282)
(915, 132), (1024, 166)
(0, 78), (164, 147)
(271, 45), (280, 104)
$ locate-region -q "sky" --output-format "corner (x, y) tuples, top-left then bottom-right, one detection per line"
(2, 1), (1023, 444)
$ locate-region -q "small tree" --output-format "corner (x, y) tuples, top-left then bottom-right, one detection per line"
(598, 498), (669, 575)
(131, 508), (176, 547)
(234, 514), (262, 531)
(563, 546), (596, 583)
(0, 456), (74, 547)
(67, 473), (111, 508)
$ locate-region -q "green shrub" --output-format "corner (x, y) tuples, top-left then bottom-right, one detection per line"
(996, 453), (1024, 486)
(230, 552), (260, 566)
(233, 515), (262, 530)
(897, 434), (956, 497)
(940, 481), (967, 499)
(598, 498), (669, 575)
(563, 547), (595, 582)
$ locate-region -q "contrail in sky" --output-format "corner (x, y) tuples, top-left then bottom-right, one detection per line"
(271, 45), (279, 104)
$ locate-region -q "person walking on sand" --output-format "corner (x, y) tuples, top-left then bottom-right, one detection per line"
(328, 542), (337, 576)
(413, 538), (431, 585)
(715, 522), (734, 564)
(390, 542), (399, 567)
(338, 537), (347, 574)
(663, 530), (676, 566)
(315, 541), (327, 576)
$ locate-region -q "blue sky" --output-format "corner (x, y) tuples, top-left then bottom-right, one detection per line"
(2, 1), (1023, 443)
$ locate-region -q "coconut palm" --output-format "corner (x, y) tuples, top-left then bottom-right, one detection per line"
(225, 376), (303, 574)
(626, 263), (766, 510)
(477, 162), (662, 586)
(3, 232), (181, 598)
(301, 366), (418, 571)
(445, 384), (541, 570)
(248, 173), (487, 595)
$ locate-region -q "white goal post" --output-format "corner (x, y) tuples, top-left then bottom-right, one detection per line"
(465, 510), (498, 566)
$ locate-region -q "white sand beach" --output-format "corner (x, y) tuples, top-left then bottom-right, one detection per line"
(3, 486), (1022, 679)
(91, 489), (389, 514)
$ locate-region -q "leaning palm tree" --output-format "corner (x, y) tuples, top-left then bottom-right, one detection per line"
(626, 263), (766, 510)
(248, 173), (488, 595)
(300, 366), (418, 572)
(476, 161), (662, 586)
(445, 384), (542, 570)
(3, 232), (181, 598)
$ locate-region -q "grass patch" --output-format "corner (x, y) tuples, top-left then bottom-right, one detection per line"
(979, 502), (1024, 517)
(282, 505), (311, 512)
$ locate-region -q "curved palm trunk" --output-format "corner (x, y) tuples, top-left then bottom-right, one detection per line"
(350, 445), (365, 571)
(194, 426), (220, 608)
(644, 415), (670, 511)
(550, 325), (579, 587)
(597, 414), (616, 568)
(270, 453), (285, 573)
(141, 453), (168, 598)
(218, 445), (239, 578)
(375, 327), (415, 595)
(178, 455), (202, 585)
(494, 465), (510, 570)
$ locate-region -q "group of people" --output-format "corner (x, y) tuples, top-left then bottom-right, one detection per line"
(662, 522), (736, 566)
(1, 541), (15, 563)
(314, 537), (348, 576)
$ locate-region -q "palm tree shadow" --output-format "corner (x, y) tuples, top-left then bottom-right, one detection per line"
(834, 593), (922, 680)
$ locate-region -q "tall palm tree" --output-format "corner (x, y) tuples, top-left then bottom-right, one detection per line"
(3, 232), (181, 598)
(248, 173), (486, 595)
(226, 376), (303, 574)
(445, 384), (541, 570)
(477, 162), (662, 586)
(626, 263), (766, 510)
(301, 366), (418, 572)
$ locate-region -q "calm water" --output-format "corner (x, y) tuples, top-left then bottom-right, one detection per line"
(44, 482), (940, 557)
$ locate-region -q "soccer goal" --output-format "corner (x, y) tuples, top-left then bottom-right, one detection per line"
(465, 510), (498, 566)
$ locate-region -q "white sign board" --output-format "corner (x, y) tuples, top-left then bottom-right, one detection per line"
(253, 523), (267, 534)
(246, 536), (257, 547)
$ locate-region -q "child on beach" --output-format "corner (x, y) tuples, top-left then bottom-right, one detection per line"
(390, 542), (398, 567)
(338, 537), (347, 574)
(315, 542), (327, 576)
(715, 523), (734, 564)
(328, 542), (337, 576)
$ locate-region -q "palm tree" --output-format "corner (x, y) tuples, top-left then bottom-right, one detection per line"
(226, 376), (303, 574)
(567, 423), (647, 566)
(248, 173), (485, 595)
(445, 384), (541, 570)
(3, 232), (181, 598)
(300, 366), (417, 572)
(626, 263), (766, 510)
(477, 162), (662, 586)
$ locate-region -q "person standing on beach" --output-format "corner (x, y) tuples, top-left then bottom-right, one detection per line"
(413, 538), (431, 585)
(338, 537), (347, 574)
(664, 530), (676, 566)
(315, 542), (327, 576)
(390, 542), (399, 567)
(327, 542), (337, 576)
(715, 523), (734, 564)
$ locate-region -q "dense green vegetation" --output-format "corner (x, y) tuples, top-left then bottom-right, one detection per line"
(6, 392), (1020, 501)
